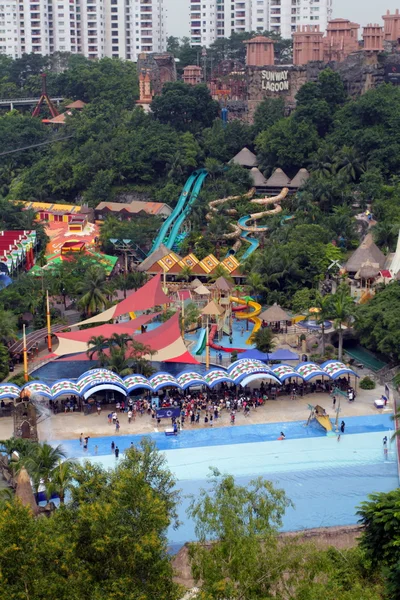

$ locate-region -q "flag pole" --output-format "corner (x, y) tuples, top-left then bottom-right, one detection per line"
(46, 290), (52, 352)
(23, 324), (28, 383)
(206, 315), (210, 369)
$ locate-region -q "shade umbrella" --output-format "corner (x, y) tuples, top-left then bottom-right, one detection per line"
(259, 303), (290, 323)
(201, 300), (224, 316)
(194, 284), (211, 296)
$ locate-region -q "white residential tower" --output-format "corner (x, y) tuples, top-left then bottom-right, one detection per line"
(190, 0), (333, 46)
(0, 0), (166, 60)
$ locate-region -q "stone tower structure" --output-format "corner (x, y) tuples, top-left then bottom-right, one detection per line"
(13, 395), (38, 442)
(244, 36), (275, 67)
(293, 25), (324, 65)
(182, 65), (203, 85)
(363, 24), (384, 52)
(137, 71), (153, 104)
(383, 9), (400, 42)
(323, 18), (360, 62)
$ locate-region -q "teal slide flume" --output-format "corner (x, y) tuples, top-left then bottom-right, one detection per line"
(150, 171), (198, 253)
(165, 169), (208, 249)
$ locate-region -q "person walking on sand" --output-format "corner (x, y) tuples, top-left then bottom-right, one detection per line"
(332, 396), (336, 409)
(79, 433), (83, 445)
(128, 409), (132, 424)
(116, 419), (120, 432)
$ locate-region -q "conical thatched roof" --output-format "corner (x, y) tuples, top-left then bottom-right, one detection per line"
(355, 260), (380, 280)
(201, 300), (224, 316)
(213, 276), (234, 292)
(15, 467), (38, 515)
(266, 168), (290, 187)
(345, 234), (385, 274)
(231, 147), (258, 168)
(194, 284), (210, 295)
(137, 243), (170, 272)
(259, 303), (290, 322)
(190, 277), (203, 289)
(250, 167), (268, 187)
(289, 168), (310, 188)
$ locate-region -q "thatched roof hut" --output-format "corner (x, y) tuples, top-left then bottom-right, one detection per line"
(345, 234), (385, 274)
(266, 168), (290, 188)
(231, 147), (258, 168)
(201, 300), (224, 316)
(259, 303), (290, 323)
(190, 277), (203, 289)
(355, 262), (380, 280)
(289, 168), (310, 188)
(213, 276), (233, 292)
(15, 467), (38, 515)
(250, 167), (268, 187)
(194, 284), (210, 296)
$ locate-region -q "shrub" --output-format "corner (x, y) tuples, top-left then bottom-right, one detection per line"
(359, 376), (376, 390)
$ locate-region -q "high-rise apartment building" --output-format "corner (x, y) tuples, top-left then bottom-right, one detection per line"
(190, 0), (333, 46)
(0, 0), (166, 60)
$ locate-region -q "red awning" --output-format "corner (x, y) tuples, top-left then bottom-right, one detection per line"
(113, 274), (172, 315)
(56, 313), (158, 344)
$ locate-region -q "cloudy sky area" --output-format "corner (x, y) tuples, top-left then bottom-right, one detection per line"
(165, 0), (400, 39)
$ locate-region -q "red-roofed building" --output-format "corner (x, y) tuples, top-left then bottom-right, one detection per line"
(95, 200), (172, 220)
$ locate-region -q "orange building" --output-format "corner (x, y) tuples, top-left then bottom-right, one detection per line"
(244, 36), (274, 67)
(323, 19), (360, 62)
(182, 65), (203, 85)
(383, 9), (400, 42)
(293, 25), (324, 66)
(363, 24), (384, 52)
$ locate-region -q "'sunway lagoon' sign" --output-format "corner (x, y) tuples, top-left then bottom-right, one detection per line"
(261, 70), (289, 92)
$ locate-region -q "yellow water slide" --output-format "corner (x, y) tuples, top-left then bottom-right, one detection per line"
(314, 405), (333, 433)
(230, 296), (262, 345)
(315, 414), (333, 432)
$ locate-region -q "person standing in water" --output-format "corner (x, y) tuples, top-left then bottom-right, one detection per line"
(340, 421), (345, 433)
(115, 446), (119, 458)
(383, 436), (388, 457)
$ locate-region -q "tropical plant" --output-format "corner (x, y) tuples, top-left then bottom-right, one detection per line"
(359, 376), (375, 390)
(86, 335), (108, 366)
(330, 285), (355, 361)
(180, 265), (192, 282)
(253, 327), (276, 354)
(76, 265), (113, 316)
(246, 272), (267, 298)
(46, 460), (76, 504)
(307, 291), (333, 357)
(24, 442), (67, 498)
(0, 309), (17, 344)
(207, 264), (233, 284)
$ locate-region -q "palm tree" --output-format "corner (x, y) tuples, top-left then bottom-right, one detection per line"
(208, 264), (234, 284)
(308, 292), (333, 357)
(0, 309), (17, 344)
(24, 443), (67, 498)
(180, 265), (193, 282)
(334, 146), (365, 183)
(77, 265), (113, 316)
(86, 335), (108, 366)
(46, 460), (76, 504)
(36, 250), (47, 292)
(246, 272), (267, 299)
(309, 144), (335, 177)
(253, 328), (276, 354)
(330, 286), (355, 361)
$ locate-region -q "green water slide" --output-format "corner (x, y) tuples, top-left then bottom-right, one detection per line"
(165, 169), (208, 249)
(150, 171), (199, 254)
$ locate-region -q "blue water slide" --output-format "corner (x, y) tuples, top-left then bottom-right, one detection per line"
(150, 171), (199, 253)
(165, 170), (208, 250)
(237, 215), (266, 260)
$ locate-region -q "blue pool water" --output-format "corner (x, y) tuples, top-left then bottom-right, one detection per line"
(56, 414), (398, 552)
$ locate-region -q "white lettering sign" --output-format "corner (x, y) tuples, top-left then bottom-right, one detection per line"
(261, 70), (289, 92)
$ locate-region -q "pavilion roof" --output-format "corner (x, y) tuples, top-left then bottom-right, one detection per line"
(345, 234), (385, 273)
(266, 168), (291, 187)
(201, 300), (224, 316)
(259, 303), (291, 322)
(231, 147), (258, 168)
